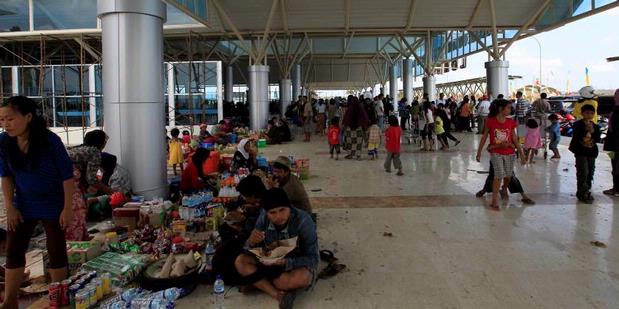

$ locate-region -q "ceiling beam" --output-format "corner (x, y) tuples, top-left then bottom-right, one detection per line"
(344, 0), (352, 34)
(466, 0), (485, 30)
(280, 0), (289, 34)
(488, 0), (498, 58)
(405, 0), (418, 32)
(341, 31), (355, 59)
(211, 0), (255, 62)
(498, 0), (552, 57)
(466, 30), (494, 56)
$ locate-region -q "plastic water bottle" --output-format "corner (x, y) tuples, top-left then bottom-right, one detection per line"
(204, 242), (215, 271)
(213, 275), (225, 309)
(148, 288), (183, 302)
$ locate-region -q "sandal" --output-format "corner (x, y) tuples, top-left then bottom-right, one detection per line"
(475, 190), (485, 198)
(318, 263), (347, 280)
(488, 203), (500, 211)
(521, 197), (536, 205)
(320, 250), (338, 264)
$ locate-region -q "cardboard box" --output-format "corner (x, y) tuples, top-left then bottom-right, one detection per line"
(66, 241), (102, 264)
(113, 207), (140, 231)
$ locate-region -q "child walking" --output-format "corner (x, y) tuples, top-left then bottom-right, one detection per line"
(548, 114), (561, 159)
(476, 99), (526, 210)
(168, 128), (184, 175)
(569, 104), (601, 204)
(435, 114), (448, 150)
(367, 122), (381, 160)
(384, 115), (404, 176)
(328, 117), (341, 160)
(524, 119), (542, 164)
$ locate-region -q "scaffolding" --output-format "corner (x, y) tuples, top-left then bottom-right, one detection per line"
(409, 75), (522, 100)
(0, 32), (223, 144)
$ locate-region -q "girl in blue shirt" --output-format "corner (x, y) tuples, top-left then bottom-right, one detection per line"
(0, 96), (74, 309)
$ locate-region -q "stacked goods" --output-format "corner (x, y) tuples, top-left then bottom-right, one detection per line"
(66, 241), (103, 273)
(99, 287), (183, 309)
(80, 252), (149, 287)
(48, 271), (112, 309)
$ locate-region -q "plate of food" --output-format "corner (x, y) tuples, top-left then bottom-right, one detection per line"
(249, 237), (297, 266)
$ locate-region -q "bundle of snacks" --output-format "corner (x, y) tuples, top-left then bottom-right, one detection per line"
(81, 252), (149, 287)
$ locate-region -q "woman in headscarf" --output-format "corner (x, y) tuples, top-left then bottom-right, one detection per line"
(603, 89), (619, 197)
(231, 138), (257, 172)
(342, 95), (370, 160)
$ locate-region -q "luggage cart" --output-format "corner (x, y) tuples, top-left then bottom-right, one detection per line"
(405, 117), (421, 146)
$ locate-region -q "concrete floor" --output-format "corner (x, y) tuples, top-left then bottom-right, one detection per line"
(177, 132), (619, 309)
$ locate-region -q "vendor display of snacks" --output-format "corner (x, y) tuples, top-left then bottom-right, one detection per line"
(81, 252), (150, 287)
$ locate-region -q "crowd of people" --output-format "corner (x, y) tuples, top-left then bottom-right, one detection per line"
(0, 86), (617, 308)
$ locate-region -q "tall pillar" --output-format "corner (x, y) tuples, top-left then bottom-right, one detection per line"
(88, 65), (97, 127)
(98, 0), (167, 199)
(248, 65), (269, 130)
(403, 58), (413, 104)
(224, 65), (234, 102)
(485, 60), (509, 98)
(279, 79), (292, 117)
(423, 75), (436, 102)
(167, 63), (175, 127)
(389, 65), (398, 103)
(11, 66), (19, 95)
(292, 64), (301, 101)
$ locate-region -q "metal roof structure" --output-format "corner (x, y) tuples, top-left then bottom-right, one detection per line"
(0, 0), (617, 90)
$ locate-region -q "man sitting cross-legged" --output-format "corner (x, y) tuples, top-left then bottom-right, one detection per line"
(234, 188), (319, 309)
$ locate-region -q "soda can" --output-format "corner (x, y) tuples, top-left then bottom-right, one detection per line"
(87, 284), (98, 305)
(101, 273), (112, 295)
(61, 279), (72, 305)
(75, 290), (89, 309)
(48, 282), (61, 308)
(92, 278), (103, 300)
(69, 284), (80, 309)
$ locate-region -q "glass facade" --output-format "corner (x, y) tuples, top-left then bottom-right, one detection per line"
(0, 0), (28, 32)
(172, 61), (219, 125)
(33, 0), (97, 30)
(2, 61), (222, 128)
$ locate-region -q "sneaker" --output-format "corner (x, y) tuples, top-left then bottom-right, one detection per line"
(455, 140), (461, 146)
(603, 189), (617, 196)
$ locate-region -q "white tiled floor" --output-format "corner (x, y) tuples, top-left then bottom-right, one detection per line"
(178, 132), (619, 309)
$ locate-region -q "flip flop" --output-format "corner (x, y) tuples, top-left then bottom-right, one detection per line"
(521, 197), (536, 205)
(475, 190), (485, 198)
(318, 263), (347, 280)
(320, 250), (338, 264)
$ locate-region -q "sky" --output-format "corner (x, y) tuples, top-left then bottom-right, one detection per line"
(434, 6), (619, 93)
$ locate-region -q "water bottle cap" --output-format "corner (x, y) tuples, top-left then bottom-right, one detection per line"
(216, 274), (222, 280)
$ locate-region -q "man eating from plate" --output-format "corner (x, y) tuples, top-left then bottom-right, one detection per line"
(234, 188), (319, 309)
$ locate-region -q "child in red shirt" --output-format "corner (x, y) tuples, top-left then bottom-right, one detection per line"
(328, 117), (341, 160)
(384, 115), (404, 176)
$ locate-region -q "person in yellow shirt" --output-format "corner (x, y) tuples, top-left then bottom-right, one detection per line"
(572, 86), (598, 124)
(168, 128), (185, 175)
(435, 113), (449, 150)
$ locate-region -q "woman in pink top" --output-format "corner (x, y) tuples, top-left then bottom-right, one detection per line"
(524, 119), (543, 164)
(476, 99), (526, 210)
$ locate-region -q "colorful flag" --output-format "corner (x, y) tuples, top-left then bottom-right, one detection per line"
(585, 67), (590, 86)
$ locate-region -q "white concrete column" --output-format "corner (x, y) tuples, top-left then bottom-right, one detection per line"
(292, 64), (301, 101)
(423, 75), (436, 102)
(248, 65), (269, 130)
(389, 64), (398, 103)
(403, 58), (413, 104)
(216, 61), (223, 121)
(11, 66), (19, 95)
(88, 65), (97, 127)
(98, 0), (167, 199)
(224, 64), (234, 102)
(279, 79), (292, 117)
(167, 63), (175, 127)
(485, 60), (509, 99)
